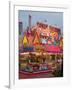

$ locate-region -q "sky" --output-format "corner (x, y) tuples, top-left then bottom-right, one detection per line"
(18, 10), (63, 32)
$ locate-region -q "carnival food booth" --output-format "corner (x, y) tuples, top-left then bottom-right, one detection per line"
(19, 22), (63, 78)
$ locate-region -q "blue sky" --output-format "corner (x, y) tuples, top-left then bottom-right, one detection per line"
(18, 10), (63, 32)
